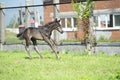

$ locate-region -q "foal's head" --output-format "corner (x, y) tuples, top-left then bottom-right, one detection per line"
(53, 19), (63, 34)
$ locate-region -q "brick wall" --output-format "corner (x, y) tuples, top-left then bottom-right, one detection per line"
(94, 0), (120, 10)
(60, 4), (74, 12)
(67, 31), (77, 40)
(110, 30), (120, 40)
(44, 4), (74, 24)
(44, 6), (53, 24)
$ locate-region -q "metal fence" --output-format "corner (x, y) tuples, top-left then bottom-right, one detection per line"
(0, 0), (86, 45)
(0, 1), (59, 50)
(0, 0), (120, 53)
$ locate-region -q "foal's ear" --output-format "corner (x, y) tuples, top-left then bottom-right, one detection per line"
(54, 18), (60, 22)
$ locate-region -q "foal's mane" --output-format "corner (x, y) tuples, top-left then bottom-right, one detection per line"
(44, 21), (55, 28)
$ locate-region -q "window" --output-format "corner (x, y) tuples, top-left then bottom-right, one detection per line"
(93, 14), (120, 29)
(60, 17), (77, 31)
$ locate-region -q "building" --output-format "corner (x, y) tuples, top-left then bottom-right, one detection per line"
(43, 0), (120, 41)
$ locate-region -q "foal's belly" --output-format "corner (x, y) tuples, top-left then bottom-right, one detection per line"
(31, 31), (43, 40)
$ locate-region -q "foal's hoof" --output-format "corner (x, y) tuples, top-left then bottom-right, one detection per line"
(40, 56), (44, 59)
(57, 56), (61, 60)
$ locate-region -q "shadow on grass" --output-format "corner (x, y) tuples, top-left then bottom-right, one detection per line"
(24, 56), (53, 60)
(24, 57), (39, 59)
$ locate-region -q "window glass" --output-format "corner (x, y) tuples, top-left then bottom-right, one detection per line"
(93, 16), (98, 27)
(114, 15), (120, 27)
(99, 15), (106, 28)
(67, 18), (72, 28)
(61, 18), (65, 28)
(106, 15), (110, 27)
(73, 18), (77, 28)
(109, 14), (113, 27)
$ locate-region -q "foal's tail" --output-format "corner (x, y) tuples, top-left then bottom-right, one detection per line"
(17, 31), (24, 40)
(17, 32), (22, 37)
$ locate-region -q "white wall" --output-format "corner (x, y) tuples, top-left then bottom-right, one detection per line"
(6, 28), (19, 34)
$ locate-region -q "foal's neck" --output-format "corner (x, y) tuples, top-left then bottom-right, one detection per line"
(46, 22), (56, 31)
(43, 23), (56, 37)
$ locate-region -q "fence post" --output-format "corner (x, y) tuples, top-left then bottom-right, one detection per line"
(0, 3), (5, 51)
(32, 0), (37, 23)
(53, 0), (59, 43)
(25, 0), (30, 28)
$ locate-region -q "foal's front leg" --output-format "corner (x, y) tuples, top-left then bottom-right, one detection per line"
(44, 37), (61, 59)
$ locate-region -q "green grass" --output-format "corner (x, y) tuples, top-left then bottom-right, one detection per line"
(5, 30), (22, 43)
(0, 51), (120, 80)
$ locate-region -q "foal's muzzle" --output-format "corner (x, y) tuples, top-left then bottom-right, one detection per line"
(60, 30), (64, 34)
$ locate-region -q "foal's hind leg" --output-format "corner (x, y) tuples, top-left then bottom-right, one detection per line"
(25, 39), (32, 59)
(31, 38), (43, 59)
(25, 46), (32, 59)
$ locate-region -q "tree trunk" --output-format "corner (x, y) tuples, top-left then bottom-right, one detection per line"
(76, 18), (89, 44)
(76, 18), (97, 54)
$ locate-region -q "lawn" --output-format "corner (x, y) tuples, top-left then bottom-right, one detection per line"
(5, 30), (22, 43)
(0, 51), (120, 80)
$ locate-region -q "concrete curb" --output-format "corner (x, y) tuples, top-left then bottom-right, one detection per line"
(2, 42), (120, 54)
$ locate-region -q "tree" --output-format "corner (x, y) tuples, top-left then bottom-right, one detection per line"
(7, 15), (19, 28)
(72, 0), (96, 54)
